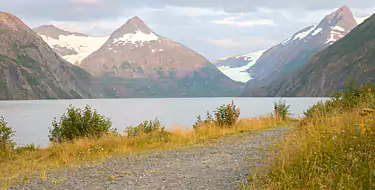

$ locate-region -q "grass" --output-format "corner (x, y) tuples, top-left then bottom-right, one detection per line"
(244, 85), (375, 189)
(0, 116), (288, 188)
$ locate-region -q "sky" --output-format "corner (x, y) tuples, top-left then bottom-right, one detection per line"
(1, 0), (375, 60)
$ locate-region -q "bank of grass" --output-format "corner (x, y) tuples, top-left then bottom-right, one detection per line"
(0, 113), (289, 188)
(245, 84), (375, 189)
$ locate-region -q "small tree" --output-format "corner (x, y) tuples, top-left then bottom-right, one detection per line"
(214, 100), (240, 127)
(274, 99), (291, 121)
(0, 117), (15, 151)
(193, 111), (215, 129)
(49, 105), (113, 143)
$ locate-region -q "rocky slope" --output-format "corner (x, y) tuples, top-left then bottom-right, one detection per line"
(0, 12), (93, 100)
(242, 14), (375, 97)
(34, 25), (109, 65)
(212, 50), (265, 83)
(245, 6), (358, 88)
(81, 17), (240, 97)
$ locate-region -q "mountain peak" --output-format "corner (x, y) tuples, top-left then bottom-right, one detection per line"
(0, 12), (30, 31)
(113, 16), (153, 37)
(34, 24), (87, 39)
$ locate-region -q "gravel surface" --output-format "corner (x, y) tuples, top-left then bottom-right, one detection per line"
(9, 128), (287, 190)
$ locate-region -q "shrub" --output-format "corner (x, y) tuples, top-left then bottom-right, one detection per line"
(273, 99), (290, 121)
(304, 82), (375, 119)
(0, 117), (15, 151)
(125, 118), (171, 142)
(194, 101), (240, 129)
(214, 100), (241, 127)
(49, 104), (113, 143)
(193, 111), (215, 129)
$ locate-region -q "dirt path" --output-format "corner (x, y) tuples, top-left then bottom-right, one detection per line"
(9, 128), (287, 190)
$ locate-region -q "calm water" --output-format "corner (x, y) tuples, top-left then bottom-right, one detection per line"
(0, 98), (329, 147)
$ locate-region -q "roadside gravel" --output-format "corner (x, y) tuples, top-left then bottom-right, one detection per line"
(9, 127), (288, 190)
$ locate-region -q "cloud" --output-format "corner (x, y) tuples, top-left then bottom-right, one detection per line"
(2, 0), (375, 22)
(212, 16), (276, 27)
(70, 0), (101, 4)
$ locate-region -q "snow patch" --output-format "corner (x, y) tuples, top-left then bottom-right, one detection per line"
(39, 34), (109, 64)
(292, 25), (316, 41)
(217, 50), (265, 83)
(311, 28), (322, 36)
(113, 30), (159, 46)
(332, 25), (345, 32)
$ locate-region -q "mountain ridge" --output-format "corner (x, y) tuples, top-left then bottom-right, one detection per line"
(241, 13), (375, 97)
(243, 6), (357, 89)
(0, 12), (93, 100)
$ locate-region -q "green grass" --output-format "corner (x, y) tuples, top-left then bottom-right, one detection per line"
(244, 85), (375, 189)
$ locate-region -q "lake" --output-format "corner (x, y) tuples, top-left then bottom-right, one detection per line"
(0, 98), (329, 147)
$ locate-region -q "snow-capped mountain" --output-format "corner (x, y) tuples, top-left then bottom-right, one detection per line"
(246, 6), (358, 87)
(213, 50), (265, 83)
(80, 16), (233, 80)
(34, 25), (109, 64)
(80, 16), (239, 98)
(0, 12), (92, 99)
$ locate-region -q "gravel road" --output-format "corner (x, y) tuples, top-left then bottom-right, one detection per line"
(9, 128), (287, 190)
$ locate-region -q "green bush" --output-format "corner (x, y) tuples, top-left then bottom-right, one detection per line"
(125, 118), (171, 142)
(0, 117), (15, 158)
(273, 99), (291, 121)
(49, 104), (114, 143)
(125, 118), (167, 136)
(214, 101), (241, 127)
(194, 101), (240, 128)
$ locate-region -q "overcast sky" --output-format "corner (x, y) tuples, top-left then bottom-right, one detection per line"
(1, 0), (375, 60)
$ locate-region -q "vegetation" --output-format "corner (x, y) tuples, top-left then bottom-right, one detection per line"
(49, 105), (114, 143)
(246, 83), (375, 189)
(273, 99), (291, 121)
(0, 102), (286, 188)
(193, 100), (240, 129)
(0, 117), (15, 159)
(125, 118), (171, 142)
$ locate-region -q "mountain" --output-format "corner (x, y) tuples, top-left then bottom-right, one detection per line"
(0, 12), (92, 100)
(245, 6), (358, 88)
(34, 25), (109, 64)
(80, 16), (240, 98)
(212, 50), (265, 83)
(241, 14), (375, 97)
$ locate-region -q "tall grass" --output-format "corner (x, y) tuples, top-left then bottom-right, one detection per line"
(247, 84), (375, 189)
(0, 116), (285, 188)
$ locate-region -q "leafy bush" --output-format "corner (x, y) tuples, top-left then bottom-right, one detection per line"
(194, 101), (240, 129)
(273, 99), (291, 121)
(49, 105), (114, 143)
(0, 117), (15, 154)
(125, 118), (171, 142)
(214, 101), (241, 127)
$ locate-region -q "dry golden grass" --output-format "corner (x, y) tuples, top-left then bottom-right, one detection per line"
(246, 109), (375, 190)
(0, 116), (287, 188)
